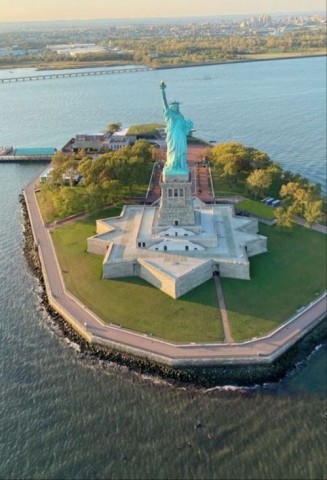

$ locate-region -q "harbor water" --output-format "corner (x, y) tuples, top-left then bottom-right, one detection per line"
(0, 57), (326, 479)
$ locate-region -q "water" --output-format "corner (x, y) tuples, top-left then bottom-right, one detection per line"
(0, 57), (326, 191)
(0, 58), (326, 479)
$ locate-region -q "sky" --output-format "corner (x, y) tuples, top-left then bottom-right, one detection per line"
(0, 0), (325, 23)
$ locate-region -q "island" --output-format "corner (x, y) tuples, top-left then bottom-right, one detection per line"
(21, 82), (327, 387)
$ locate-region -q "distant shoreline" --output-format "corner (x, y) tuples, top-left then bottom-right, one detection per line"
(153, 53), (327, 70)
(0, 52), (325, 72)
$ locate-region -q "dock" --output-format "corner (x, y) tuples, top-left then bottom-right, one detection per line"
(0, 155), (54, 162)
(0, 147), (57, 163)
(0, 66), (152, 84)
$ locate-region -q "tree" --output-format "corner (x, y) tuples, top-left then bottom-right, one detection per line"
(266, 164), (282, 180)
(303, 199), (324, 228)
(278, 181), (324, 228)
(246, 169), (272, 199)
(77, 158), (93, 184)
(274, 205), (297, 228)
(212, 142), (252, 173)
(102, 179), (123, 206)
(107, 123), (121, 133)
(249, 149), (271, 170)
(211, 142), (271, 185)
(57, 187), (81, 216)
(85, 183), (106, 213)
(223, 155), (239, 184)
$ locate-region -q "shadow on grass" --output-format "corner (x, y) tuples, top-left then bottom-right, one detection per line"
(79, 206), (123, 226)
(112, 276), (218, 307)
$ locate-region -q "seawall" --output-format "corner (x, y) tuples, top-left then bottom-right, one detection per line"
(20, 184), (327, 386)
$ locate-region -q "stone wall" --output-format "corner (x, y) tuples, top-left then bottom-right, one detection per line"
(139, 259), (177, 297)
(246, 235), (268, 257)
(138, 257), (214, 298)
(236, 218), (259, 234)
(219, 260), (250, 279)
(103, 259), (137, 278)
(175, 260), (214, 298)
(87, 237), (110, 256)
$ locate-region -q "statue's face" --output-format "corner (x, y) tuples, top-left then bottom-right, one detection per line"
(171, 103), (180, 113)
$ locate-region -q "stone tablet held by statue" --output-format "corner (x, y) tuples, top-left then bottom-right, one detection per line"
(160, 81), (193, 179)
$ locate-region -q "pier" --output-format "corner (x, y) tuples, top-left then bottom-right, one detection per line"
(0, 66), (152, 84)
(0, 147), (56, 162)
(0, 155), (54, 162)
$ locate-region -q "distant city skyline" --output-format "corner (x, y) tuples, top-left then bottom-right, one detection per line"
(0, 0), (325, 23)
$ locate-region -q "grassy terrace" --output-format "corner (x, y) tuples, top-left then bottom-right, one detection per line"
(235, 199), (275, 220)
(51, 208), (224, 343)
(127, 124), (164, 135)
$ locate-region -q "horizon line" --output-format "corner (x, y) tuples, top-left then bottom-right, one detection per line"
(0, 10), (325, 26)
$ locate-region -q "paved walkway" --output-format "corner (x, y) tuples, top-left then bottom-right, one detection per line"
(23, 175), (327, 366)
(214, 277), (234, 344)
(295, 216), (327, 234)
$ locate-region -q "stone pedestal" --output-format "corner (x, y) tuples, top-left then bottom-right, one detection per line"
(158, 176), (195, 226)
(163, 169), (189, 183)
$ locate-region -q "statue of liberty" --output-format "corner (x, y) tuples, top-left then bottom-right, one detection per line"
(160, 81), (193, 176)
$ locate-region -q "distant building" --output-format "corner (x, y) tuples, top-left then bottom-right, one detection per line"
(40, 166), (54, 182)
(46, 43), (107, 57)
(40, 166), (81, 185)
(72, 133), (106, 152)
(70, 126), (164, 154)
(105, 128), (136, 151)
(106, 136), (131, 151)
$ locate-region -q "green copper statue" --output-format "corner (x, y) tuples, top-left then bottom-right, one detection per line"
(160, 81), (193, 176)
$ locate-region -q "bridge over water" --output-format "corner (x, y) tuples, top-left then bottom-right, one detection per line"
(0, 66), (152, 84)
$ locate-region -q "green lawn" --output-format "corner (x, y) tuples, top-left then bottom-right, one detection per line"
(127, 123), (164, 135)
(222, 224), (327, 341)
(236, 199), (275, 219)
(47, 204), (326, 344)
(51, 209), (224, 343)
(31, 119), (327, 344)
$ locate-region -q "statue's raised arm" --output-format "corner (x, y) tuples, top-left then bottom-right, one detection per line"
(160, 80), (169, 111)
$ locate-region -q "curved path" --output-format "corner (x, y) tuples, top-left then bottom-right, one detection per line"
(23, 176), (327, 367)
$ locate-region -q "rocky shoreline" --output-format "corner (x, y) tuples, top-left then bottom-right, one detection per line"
(21, 196), (327, 388)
